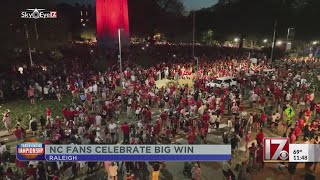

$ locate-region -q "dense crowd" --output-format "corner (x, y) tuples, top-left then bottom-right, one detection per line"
(0, 43), (320, 180)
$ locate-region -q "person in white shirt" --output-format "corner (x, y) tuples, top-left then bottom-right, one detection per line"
(95, 127), (103, 142)
(108, 122), (117, 143)
(43, 86), (49, 99)
(286, 92), (292, 102)
(209, 112), (217, 129)
(137, 120), (144, 136)
(227, 119), (233, 132)
(78, 126), (85, 139)
(131, 75), (136, 82)
(0, 142), (7, 155)
(88, 85), (93, 93)
(135, 106), (141, 120)
(95, 114), (102, 126)
(92, 83), (98, 95)
(310, 92), (315, 102)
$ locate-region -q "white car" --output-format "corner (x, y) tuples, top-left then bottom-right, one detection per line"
(206, 77), (238, 88)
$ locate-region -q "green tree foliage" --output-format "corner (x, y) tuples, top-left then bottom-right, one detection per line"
(202, 29), (216, 45)
(155, 0), (185, 16)
(80, 28), (96, 41)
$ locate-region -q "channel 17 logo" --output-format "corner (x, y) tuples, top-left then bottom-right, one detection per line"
(21, 8), (57, 19)
(264, 138), (289, 162)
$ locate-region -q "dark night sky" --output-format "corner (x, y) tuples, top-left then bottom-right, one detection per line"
(52, 0), (218, 11)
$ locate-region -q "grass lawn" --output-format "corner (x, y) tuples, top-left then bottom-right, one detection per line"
(0, 98), (72, 130)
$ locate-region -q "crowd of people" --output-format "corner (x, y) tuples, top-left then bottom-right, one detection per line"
(0, 43), (319, 180)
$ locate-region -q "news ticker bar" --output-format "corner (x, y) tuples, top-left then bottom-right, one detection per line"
(289, 144), (320, 162)
(17, 144), (231, 161)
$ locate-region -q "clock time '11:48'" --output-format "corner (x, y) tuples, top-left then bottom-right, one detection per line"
(293, 155), (308, 161)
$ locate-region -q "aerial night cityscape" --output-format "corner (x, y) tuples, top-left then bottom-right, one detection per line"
(0, 0), (320, 180)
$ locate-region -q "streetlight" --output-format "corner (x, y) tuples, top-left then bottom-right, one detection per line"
(24, 24), (33, 66)
(118, 28), (124, 108)
(263, 39), (268, 43)
(276, 41), (282, 46)
(286, 28), (294, 51)
(234, 38), (239, 43)
(312, 41), (318, 45)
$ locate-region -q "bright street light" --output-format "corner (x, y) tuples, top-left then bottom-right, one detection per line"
(234, 38), (239, 42)
(263, 39), (268, 43)
(276, 41), (282, 46)
(312, 41), (318, 45)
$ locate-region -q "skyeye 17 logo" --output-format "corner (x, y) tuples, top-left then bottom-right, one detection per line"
(21, 8), (57, 19)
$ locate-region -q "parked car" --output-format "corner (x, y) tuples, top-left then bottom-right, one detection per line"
(206, 77), (238, 88)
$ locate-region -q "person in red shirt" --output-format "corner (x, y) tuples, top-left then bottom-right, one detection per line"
(43, 137), (52, 144)
(256, 129), (264, 145)
(144, 108), (152, 121)
(305, 108), (311, 124)
(121, 122), (130, 144)
(202, 112), (210, 124)
(62, 107), (69, 120)
(187, 132), (195, 144)
(155, 119), (161, 136)
(160, 111), (168, 128)
(261, 112), (267, 127)
(46, 107), (52, 122)
(88, 114), (94, 125)
(14, 126), (23, 142)
(298, 118), (305, 129)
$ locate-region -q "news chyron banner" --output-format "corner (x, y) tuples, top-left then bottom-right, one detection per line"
(17, 141), (231, 162)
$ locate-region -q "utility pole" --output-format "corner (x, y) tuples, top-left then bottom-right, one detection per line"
(286, 27), (293, 52)
(192, 11), (199, 80)
(270, 20), (277, 61)
(118, 29), (124, 108)
(192, 11), (195, 59)
(24, 24), (33, 66)
(34, 20), (39, 40)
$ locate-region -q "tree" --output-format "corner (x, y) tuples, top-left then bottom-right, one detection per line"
(80, 28), (96, 41)
(202, 29), (216, 45)
(155, 0), (185, 16)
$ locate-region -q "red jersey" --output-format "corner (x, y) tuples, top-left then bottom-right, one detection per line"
(305, 110), (311, 117)
(121, 124), (130, 135)
(294, 126), (301, 136)
(202, 113), (210, 122)
(256, 132), (264, 145)
(187, 133), (195, 144)
(47, 109), (52, 117)
(14, 129), (22, 139)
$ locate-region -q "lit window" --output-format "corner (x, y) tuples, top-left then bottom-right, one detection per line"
(81, 18), (84, 22)
(80, 11), (83, 16)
